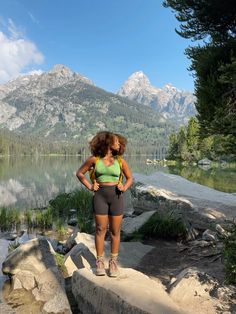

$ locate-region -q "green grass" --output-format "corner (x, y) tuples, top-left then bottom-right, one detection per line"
(49, 188), (94, 233)
(0, 207), (21, 232)
(54, 252), (68, 276)
(1, 188), (94, 234)
(8, 241), (20, 253)
(23, 207), (53, 232)
(24, 209), (33, 230)
(223, 224), (236, 284)
(55, 218), (67, 238)
(34, 207), (53, 230)
(134, 211), (187, 240)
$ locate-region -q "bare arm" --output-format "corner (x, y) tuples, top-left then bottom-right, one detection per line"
(76, 156), (98, 191)
(117, 159), (133, 192)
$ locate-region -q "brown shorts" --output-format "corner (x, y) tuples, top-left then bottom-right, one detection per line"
(92, 185), (124, 216)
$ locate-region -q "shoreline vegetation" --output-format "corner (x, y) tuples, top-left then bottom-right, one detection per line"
(0, 188), (235, 284)
(168, 118), (236, 163)
(0, 128), (170, 157)
(0, 189), (94, 236)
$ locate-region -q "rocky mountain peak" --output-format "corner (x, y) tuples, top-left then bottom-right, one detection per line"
(117, 71), (196, 120)
(117, 71), (152, 98)
(125, 71), (150, 87)
(47, 64), (92, 85)
(162, 83), (180, 94)
(48, 64), (74, 77)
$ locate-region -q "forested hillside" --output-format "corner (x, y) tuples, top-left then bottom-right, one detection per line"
(0, 65), (175, 152)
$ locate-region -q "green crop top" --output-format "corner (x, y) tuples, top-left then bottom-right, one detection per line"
(95, 157), (121, 182)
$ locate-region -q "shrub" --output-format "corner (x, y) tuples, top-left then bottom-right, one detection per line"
(50, 188), (94, 233)
(55, 218), (67, 238)
(223, 224), (236, 284)
(0, 207), (21, 231)
(35, 207), (53, 230)
(138, 211), (187, 239)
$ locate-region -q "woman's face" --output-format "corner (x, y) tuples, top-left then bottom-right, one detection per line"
(111, 136), (120, 152)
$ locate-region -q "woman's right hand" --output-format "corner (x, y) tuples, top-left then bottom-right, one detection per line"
(90, 180), (100, 191)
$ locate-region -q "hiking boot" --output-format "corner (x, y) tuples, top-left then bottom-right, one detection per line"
(95, 258), (106, 276)
(108, 258), (119, 277)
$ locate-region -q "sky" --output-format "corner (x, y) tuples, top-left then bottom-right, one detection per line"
(0, 0), (195, 92)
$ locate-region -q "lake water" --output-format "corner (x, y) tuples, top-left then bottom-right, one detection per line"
(0, 156), (235, 209)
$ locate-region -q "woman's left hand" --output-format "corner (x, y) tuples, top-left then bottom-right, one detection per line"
(117, 182), (125, 192)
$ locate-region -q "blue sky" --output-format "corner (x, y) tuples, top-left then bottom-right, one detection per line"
(0, 0), (195, 92)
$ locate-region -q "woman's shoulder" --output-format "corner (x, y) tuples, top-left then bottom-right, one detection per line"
(86, 155), (98, 165)
(115, 155), (127, 166)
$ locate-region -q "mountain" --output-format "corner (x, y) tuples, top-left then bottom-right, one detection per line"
(0, 65), (175, 144)
(117, 71), (196, 122)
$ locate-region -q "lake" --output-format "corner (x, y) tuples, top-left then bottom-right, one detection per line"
(0, 156), (235, 210)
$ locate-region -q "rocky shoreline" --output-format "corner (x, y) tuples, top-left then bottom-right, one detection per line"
(1, 175), (236, 313)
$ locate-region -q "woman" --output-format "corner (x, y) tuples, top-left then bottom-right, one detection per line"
(76, 131), (133, 277)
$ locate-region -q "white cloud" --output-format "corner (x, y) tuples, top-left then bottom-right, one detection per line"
(8, 18), (24, 39)
(0, 19), (44, 84)
(28, 12), (39, 25)
(25, 69), (43, 76)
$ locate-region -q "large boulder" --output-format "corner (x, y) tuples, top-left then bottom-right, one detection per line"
(12, 270), (35, 290)
(0, 303), (16, 314)
(198, 158), (212, 165)
(121, 210), (157, 235)
(64, 232), (154, 276)
(2, 238), (56, 275)
(32, 267), (71, 314)
(2, 237), (72, 314)
(131, 173), (236, 230)
(72, 268), (184, 314)
(169, 267), (235, 314)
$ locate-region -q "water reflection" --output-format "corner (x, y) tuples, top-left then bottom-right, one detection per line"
(0, 156), (235, 209)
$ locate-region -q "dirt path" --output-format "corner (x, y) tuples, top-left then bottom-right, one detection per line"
(134, 239), (225, 287)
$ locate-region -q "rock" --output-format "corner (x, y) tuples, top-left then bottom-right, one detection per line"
(67, 217), (78, 226)
(64, 243), (96, 277)
(215, 224), (229, 237)
(43, 294), (72, 314)
(215, 286), (236, 302)
(4, 232), (18, 241)
(72, 268), (184, 314)
(13, 270), (36, 290)
(169, 267), (221, 314)
(121, 210), (157, 235)
(131, 176), (236, 230)
(188, 240), (212, 248)
(18, 231), (35, 244)
(56, 243), (67, 254)
(65, 227), (80, 250)
(48, 238), (59, 252)
(2, 237), (72, 314)
(33, 266), (71, 313)
(12, 276), (23, 290)
(198, 158), (212, 165)
(64, 232), (154, 277)
(0, 303), (16, 314)
(2, 238), (56, 276)
(185, 226), (199, 241)
(202, 229), (217, 242)
(146, 158), (153, 164)
(131, 183), (193, 214)
(32, 266), (70, 314)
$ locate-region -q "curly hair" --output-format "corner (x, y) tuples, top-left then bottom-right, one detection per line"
(113, 133), (127, 155)
(89, 131), (127, 157)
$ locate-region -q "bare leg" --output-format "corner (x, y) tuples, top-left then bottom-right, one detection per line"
(109, 215), (123, 254)
(94, 214), (109, 257)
